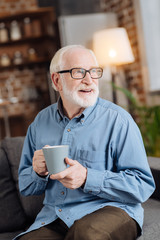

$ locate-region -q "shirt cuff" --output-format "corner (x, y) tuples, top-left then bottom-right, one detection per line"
(83, 168), (104, 195)
(31, 169), (49, 183)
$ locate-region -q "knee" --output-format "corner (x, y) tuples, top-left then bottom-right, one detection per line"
(71, 219), (88, 236)
(66, 220), (91, 240)
(67, 219), (111, 240)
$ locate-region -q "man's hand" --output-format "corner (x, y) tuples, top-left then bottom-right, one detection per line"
(50, 158), (87, 189)
(32, 148), (49, 177)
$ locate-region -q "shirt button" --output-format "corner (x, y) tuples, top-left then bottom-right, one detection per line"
(67, 128), (71, 132)
(61, 191), (65, 195)
(59, 209), (62, 212)
(41, 222), (45, 225)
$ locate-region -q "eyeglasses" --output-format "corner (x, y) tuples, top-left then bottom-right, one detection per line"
(57, 67), (103, 79)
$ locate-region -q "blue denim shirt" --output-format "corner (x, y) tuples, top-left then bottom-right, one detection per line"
(16, 98), (155, 238)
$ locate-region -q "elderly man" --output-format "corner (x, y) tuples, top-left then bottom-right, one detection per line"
(16, 45), (155, 240)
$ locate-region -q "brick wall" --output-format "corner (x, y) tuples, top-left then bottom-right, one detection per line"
(102, 0), (145, 103)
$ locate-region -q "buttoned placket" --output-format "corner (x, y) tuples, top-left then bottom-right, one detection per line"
(54, 118), (72, 220)
(55, 116), (84, 221)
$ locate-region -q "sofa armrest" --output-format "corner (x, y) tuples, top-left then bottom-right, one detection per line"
(1, 136), (44, 223)
(0, 146), (26, 232)
(1, 136), (25, 191)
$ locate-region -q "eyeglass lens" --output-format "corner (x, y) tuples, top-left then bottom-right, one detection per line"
(71, 68), (102, 79)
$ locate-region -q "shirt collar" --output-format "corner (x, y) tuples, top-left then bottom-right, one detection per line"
(57, 97), (64, 120)
(57, 97), (98, 123)
(81, 99), (98, 122)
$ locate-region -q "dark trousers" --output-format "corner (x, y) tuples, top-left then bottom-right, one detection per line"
(18, 206), (139, 240)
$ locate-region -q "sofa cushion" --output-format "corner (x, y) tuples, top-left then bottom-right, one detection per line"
(137, 198), (160, 239)
(148, 157), (160, 200)
(1, 137), (44, 223)
(0, 230), (23, 240)
(0, 147), (26, 232)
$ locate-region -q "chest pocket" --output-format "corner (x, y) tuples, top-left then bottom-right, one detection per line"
(76, 149), (106, 171)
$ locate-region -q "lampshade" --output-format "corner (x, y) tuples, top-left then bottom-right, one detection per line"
(93, 27), (135, 67)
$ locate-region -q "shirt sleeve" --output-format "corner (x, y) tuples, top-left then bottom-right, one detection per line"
(18, 120), (49, 196)
(83, 117), (155, 204)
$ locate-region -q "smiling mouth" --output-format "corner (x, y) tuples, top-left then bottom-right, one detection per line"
(79, 89), (92, 93)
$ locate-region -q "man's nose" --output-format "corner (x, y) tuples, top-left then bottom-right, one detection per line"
(82, 72), (93, 84)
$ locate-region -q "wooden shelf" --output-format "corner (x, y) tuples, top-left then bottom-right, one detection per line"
(0, 7), (56, 22)
(0, 57), (50, 70)
(0, 7), (60, 72)
(0, 34), (55, 46)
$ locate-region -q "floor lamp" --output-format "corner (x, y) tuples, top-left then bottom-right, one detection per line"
(93, 27), (135, 104)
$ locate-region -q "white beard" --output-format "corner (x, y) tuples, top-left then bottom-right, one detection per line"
(61, 78), (99, 108)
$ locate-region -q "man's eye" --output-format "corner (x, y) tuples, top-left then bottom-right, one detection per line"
(77, 69), (84, 73)
(74, 70), (84, 75)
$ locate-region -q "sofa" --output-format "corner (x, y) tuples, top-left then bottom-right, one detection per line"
(0, 137), (160, 240)
(0, 137), (44, 240)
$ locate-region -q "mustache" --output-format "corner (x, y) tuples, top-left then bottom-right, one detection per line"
(77, 83), (98, 91)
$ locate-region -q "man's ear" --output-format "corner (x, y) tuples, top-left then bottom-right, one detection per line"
(51, 73), (62, 91)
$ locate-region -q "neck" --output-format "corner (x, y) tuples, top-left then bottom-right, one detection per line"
(63, 104), (84, 119)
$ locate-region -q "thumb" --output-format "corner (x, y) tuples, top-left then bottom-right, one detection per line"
(65, 157), (76, 166)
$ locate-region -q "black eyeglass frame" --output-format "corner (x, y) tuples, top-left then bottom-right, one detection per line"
(57, 67), (103, 79)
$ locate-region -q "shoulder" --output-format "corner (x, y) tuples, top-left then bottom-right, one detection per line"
(96, 98), (134, 125)
(34, 102), (57, 122)
(96, 98), (142, 138)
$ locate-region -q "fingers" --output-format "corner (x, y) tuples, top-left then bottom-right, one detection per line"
(65, 157), (76, 166)
(50, 166), (72, 180)
(49, 158), (77, 180)
(49, 159), (87, 189)
(33, 148), (48, 176)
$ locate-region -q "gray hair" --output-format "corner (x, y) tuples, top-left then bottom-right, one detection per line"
(49, 45), (98, 91)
